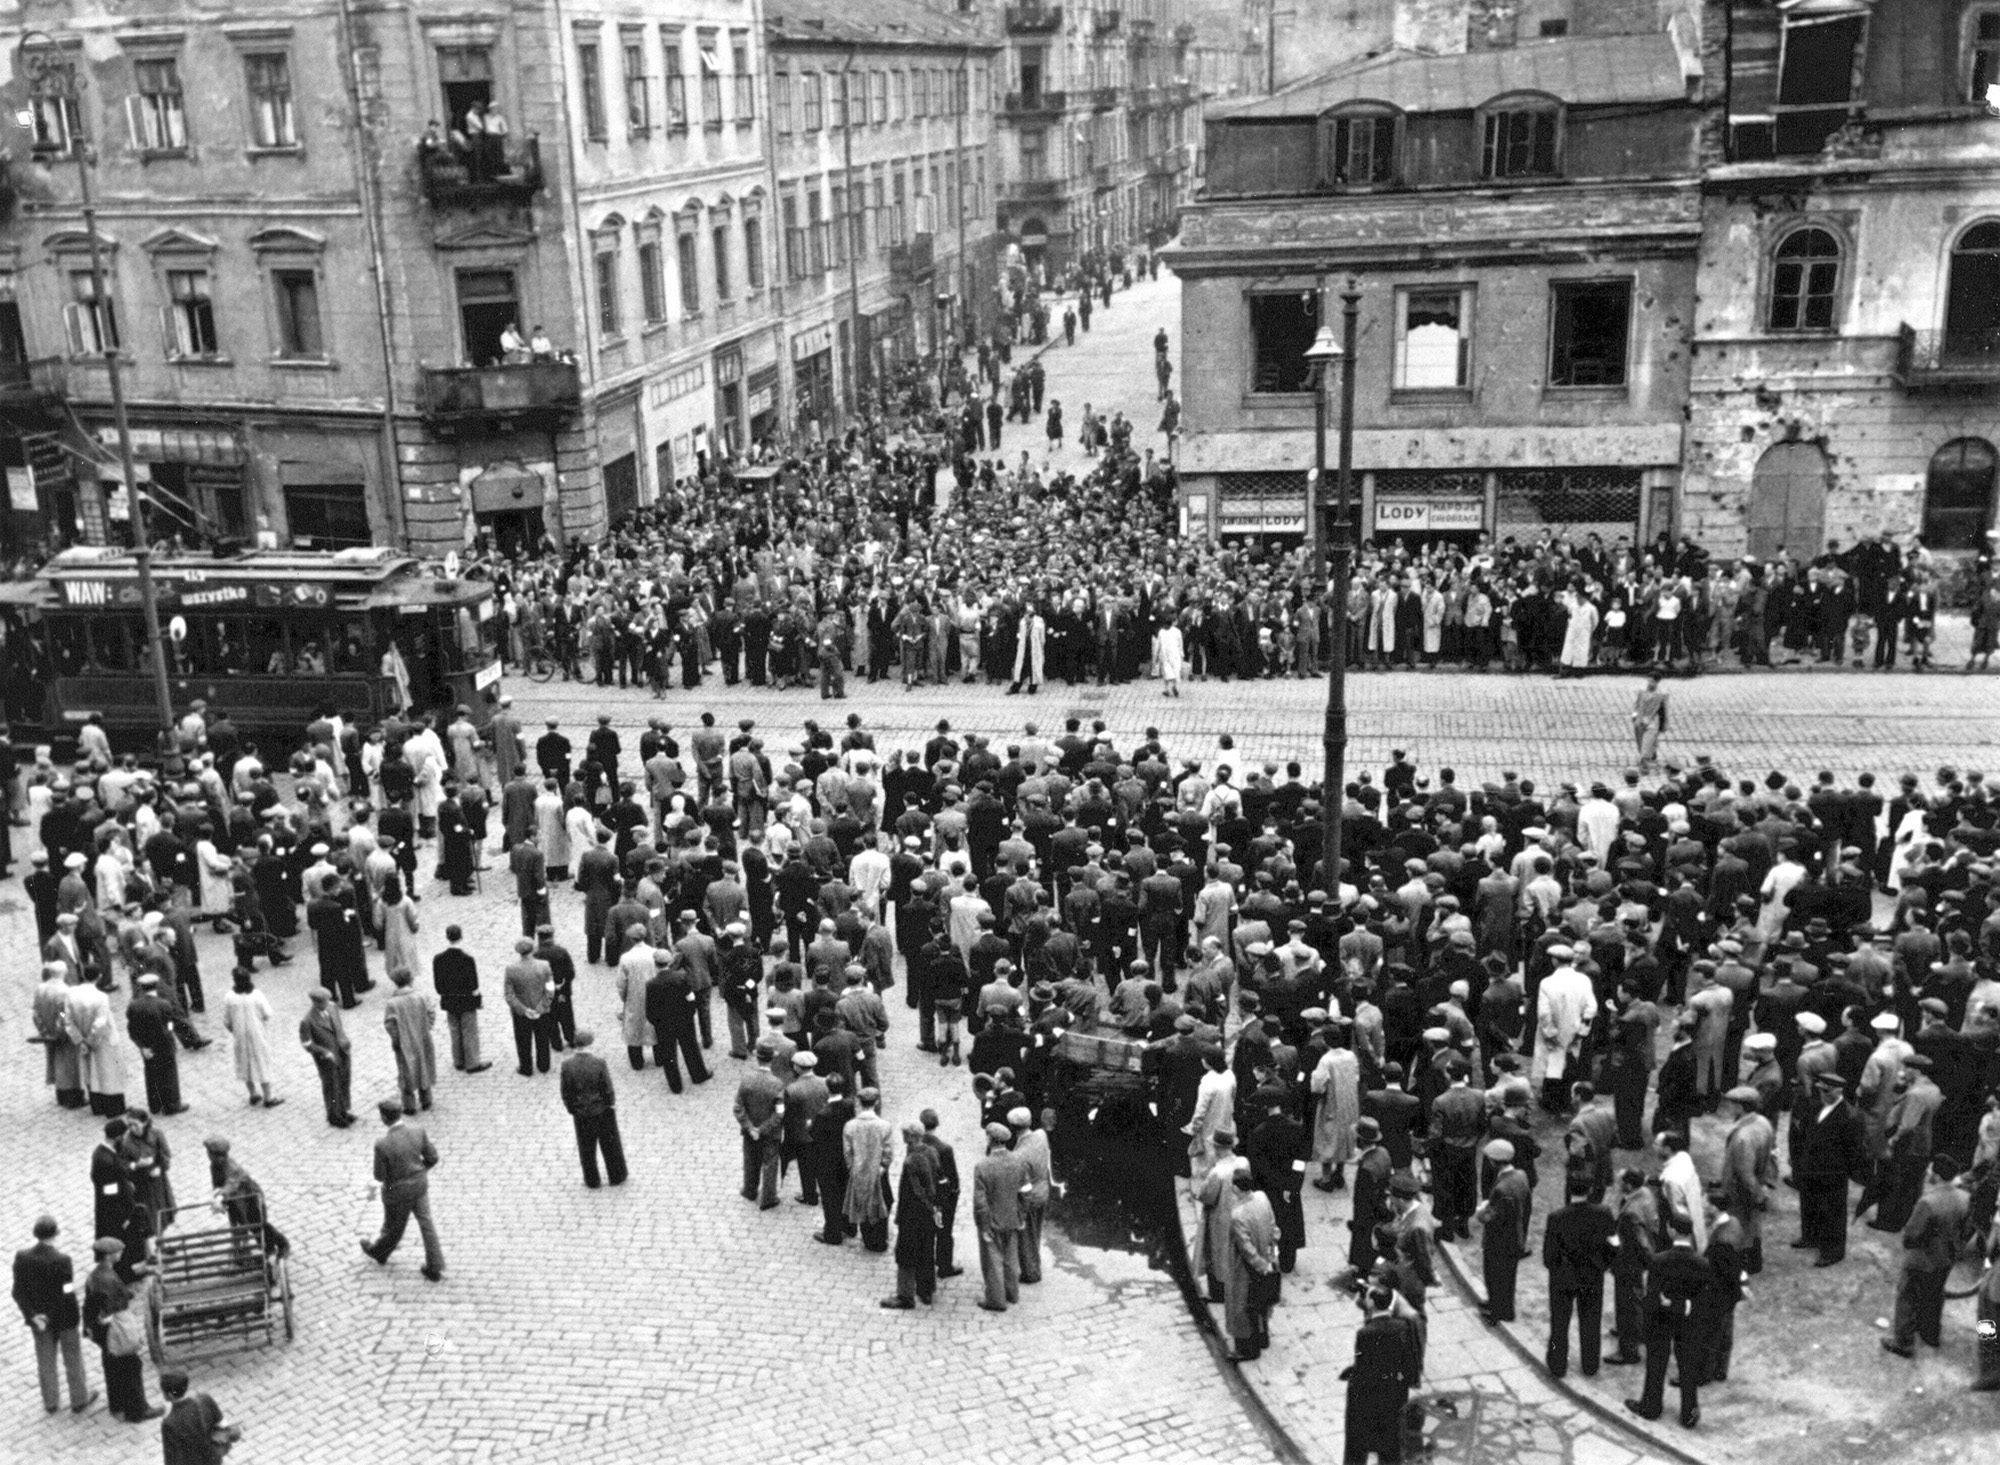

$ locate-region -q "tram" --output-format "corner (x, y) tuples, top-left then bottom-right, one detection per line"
(0, 546), (503, 752)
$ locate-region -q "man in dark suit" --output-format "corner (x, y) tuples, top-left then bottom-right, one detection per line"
(1362, 1064), (1422, 1173)
(502, 939), (555, 1077)
(307, 876), (369, 1008)
(535, 720), (571, 789)
(1476, 1139), (1532, 1323)
(558, 1029), (627, 1189)
(1625, 1218), (1714, 1428)
(1543, 1183), (1617, 1377)
(432, 926), (491, 1074)
(360, 1100), (444, 1280)
(972, 1121), (1028, 1312)
(1348, 1117), (1394, 1272)
(918, 1108), (963, 1279)
(1794, 1068), (1868, 1266)
(12, 1215), (92, 1414)
(124, 974), (186, 1115)
(1428, 1061), (1486, 1240)
(575, 833), (622, 965)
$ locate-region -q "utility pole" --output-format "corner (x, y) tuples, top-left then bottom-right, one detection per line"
(20, 33), (177, 755)
(840, 52), (866, 424)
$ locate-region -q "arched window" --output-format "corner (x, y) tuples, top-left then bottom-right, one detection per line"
(1767, 226), (1840, 331)
(1317, 104), (1400, 190)
(1477, 93), (1561, 179)
(1924, 438), (1998, 551)
(1945, 221), (2000, 359)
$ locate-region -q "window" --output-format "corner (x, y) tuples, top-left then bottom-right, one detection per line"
(129, 56), (188, 152)
(733, 35), (755, 121)
(869, 177), (886, 251)
(1021, 129), (1046, 180)
(830, 186), (848, 266)
(782, 194), (804, 281)
(698, 32), (723, 128)
(30, 84), (82, 154)
(455, 268), (519, 364)
(774, 70), (792, 133)
(1320, 111), (1397, 188)
(744, 215), (765, 291)
(914, 68), (929, 118)
(66, 269), (119, 355)
(1481, 104), (1558, 178)
(1767, 227), (1841, 331)
(808, 191), (827, 273)
(1946, 221), (2000, 355)
(677, 231), (701, 315)
(639, 239), (667, 323)
(891, 171), (907, 245)
(1394, 288), (1471, 390)
(1548, 280), (1631, 388)
(1539, 18), (1569, 37)
(712, 225), (732, 301)
(285, 484), (371, 550)
(272, 269), (323, 357)
(1248, 292), (1320, 394)
(892, 69), (907, 121)
(595, 248), (621, 335)
(872, 71), (888, 125)
(1974, 11), (2000, 104)
(163, 269), (218, 357)
(1774, 14), (1864, 155)
(832, 71), (849, 131)
(244, 54), (296, 148)
(804, 72), (824, 131)
(624, 37), (651, 133)
(436, 46), (493, 138)
(578, 40), (607, 140)
(1924, 439), (1998, 551)
(663, 31), (688, 129)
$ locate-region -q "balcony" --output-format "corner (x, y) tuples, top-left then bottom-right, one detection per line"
(1090, 161), (1117, 189)
(0, 356), (66, 409)
(889, 233), (935, 282)
(1165, 79), (1197, 105)
(1089, 85), (1120, 111)
(1005, 177), (1069, 202)
(1173, 21), (1196, 43)
(417, 134), (545, 209)
(1894, 325), (2000, 389)
(1003, 90), (1068, 118)
(1145, 146), (1188, 177)
(1129, 83), (1161, 113)
(1004, 5), (1064, 33)
(1093, 9), (1122, 34)
(419, 359), (581, 436)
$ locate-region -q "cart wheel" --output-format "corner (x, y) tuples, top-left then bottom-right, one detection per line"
(279, 1257), (295, 1341)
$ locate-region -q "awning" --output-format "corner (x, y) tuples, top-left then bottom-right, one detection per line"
(468, 462), (545, 514)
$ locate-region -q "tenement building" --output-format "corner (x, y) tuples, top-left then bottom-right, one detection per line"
(1171, 11), (1705, 547)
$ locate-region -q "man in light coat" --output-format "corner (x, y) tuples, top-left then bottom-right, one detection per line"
(1530, 945), (1597, 1111)
(972, 1121), (1028, 1312)
(1007, 1108), (1052, 1284)
(1185, 1047), (1236, 1179)
(1717, 1084), (1776, 1274)
(614, 932), (658, 1071)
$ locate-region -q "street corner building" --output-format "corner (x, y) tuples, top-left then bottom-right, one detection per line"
(1163, 0), (2000, 574)
(0, 0), (786, 563)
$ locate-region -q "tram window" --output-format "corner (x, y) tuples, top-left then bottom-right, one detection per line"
(245, 618), (288, 675)
(91, 619), (137, 671)
(49, 621), (87, 675)
(204, 618), (248, 675)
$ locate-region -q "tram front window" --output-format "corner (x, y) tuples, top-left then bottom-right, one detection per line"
(49, 621), (86, 675)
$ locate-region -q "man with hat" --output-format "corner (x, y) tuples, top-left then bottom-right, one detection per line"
(82, 1234), (159, 1421)
(159, 1366), (238, 1460)
(1008, 1108), (1053, 1283)
(1869, 1053), (1943, 1232)
(733, 1041), (786, 1209)
(781, 1053), (829, 1204)
(1475, 1138), (1532, 1323)
(502, 938), (556, 1078)
(1884, 1154), (1970, 1357)
(1793, 1068), (1866, 1266)
(361, 1098), (444, 1281)
(125, 973), (186, 1115)
(558, 1030), (627, 1189)
(644, 948), (710, 1095)
(1347, 1117), (1393, 1272)
(298, 987), (354, 1128)
(1429, 1059), (1486, 1241)
(12, 1213), (93, 1415)
(972, 1121), (1028, 1312)
(1531, 946), (1597, 1112)
(1716, 1085), (1776, 1274)
(1543, 1173), (1617, 1378)
(882, 1121), (941, 1310)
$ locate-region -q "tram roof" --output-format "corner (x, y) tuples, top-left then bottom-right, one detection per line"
(18, 546), (493, 614)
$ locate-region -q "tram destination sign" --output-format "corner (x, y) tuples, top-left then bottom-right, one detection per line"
(57, 576), (333, 610)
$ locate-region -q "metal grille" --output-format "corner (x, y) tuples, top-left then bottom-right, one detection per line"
(1496, 468), (1642, 530)
(1374, 469), (1486, 497)
(1219, 472), (1308, 499)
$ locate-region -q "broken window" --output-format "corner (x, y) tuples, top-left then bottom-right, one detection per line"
(1547, 281), (1631, 388)
(1319, 111), (1398, 189)
(1394, 287), (1471, 389)
(1768, 227), (1841, 331)
(1481, 106), (1558, 179)
(1774, 13), (1864, 155)
(1248, 292), (1321, 394)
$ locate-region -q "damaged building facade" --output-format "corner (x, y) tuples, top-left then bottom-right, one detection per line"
(1683, 0), (2000, 563)
(1171, 0), (2000, 565)
(1171, 3), (1706, 549)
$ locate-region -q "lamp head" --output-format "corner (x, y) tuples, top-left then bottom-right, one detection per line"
(1303, 323), (1344, 367)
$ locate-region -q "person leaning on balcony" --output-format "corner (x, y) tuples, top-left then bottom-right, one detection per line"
(481, 105), (509, 180)
(500, 322), (527, 362)
(530, 326), (554, 360)
(461, 100), (488, 181)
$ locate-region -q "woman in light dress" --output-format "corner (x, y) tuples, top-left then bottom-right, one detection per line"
(379, 875), (422, 983)
(195, 824), (236, 921)
(1156, 616), (1185, 697)
(221, 967), (283, 1107)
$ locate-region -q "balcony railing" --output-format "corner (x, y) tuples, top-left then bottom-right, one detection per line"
(1089, 85), (1120, 110)
(1005, 177), (1069, 200)
(0, 356), (66, 406)
(420, 360), (581, 433)
(1004, 5), (1064, 33)
(889, 233), (935, 281)
(1894, 324), (2000, 387)
(417, 134), (545, 209)
(1003, 90), (1068, 117)
(1093, 9), (1122, 34)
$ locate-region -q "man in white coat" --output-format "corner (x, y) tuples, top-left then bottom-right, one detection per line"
(1185, 1047), (1236, 1180)
(1530, 944), (1597, 1112)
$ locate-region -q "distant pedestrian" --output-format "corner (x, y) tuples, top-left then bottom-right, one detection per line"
(432, 926), (492, 1075)
(220, 968), (282, 1109)
(360, 1098), (444, 1281)
(82, 1235), (157, 1422)
(298, 988), (355, 1128)
(1341, 1284), (1421, 1464)
(1045, 400), (1063, 454)
(972, 1121), (1026, 1312)
(882, 1122), (940, 1310)
(1476, 1138), (1531, 1323)
(159, 1367), (241, 1462)
(11, 1215), (93, 1416)
(843, 1086), (895, 1249)
(382, 969), (438, 1115)
(502, 938), (555, 1076)
(733, 1040), (786, 1209)
(1631, 675), (1668, 772)
(558, 1030), (628, 1189)
(1008, 1108), (1051, 1284)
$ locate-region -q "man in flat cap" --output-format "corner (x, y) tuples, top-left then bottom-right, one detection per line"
(972, 1121), (1028, 1312)
(558, 1030), (626, 1189)
(1476, 1139), (1532, 1323)
(1716, 1085), (1776, 1274)
(1793, 1069), (1867, 1267)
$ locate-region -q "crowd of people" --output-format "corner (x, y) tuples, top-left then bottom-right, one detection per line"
(13, 663), (2000, 1453)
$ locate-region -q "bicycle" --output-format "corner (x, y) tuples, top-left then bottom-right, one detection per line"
(520, 636), (557, 683)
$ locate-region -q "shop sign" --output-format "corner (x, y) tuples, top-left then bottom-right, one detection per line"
(1374, 498), (1483, 532)
(1217, 498), (1306, 534)
(57, 576), (332, 610)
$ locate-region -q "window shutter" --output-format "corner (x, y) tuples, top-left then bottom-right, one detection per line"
(63, 302), (91, 356)
(125, 94), (148, 150)
(159, 304), (180, 358)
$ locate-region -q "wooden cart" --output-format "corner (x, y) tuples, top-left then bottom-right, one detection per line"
(146, 1209), (294, 1362)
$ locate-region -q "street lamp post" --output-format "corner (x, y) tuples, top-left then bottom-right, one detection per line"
(19, 33), (177, 756)
(1303, 282), (1360, 902)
